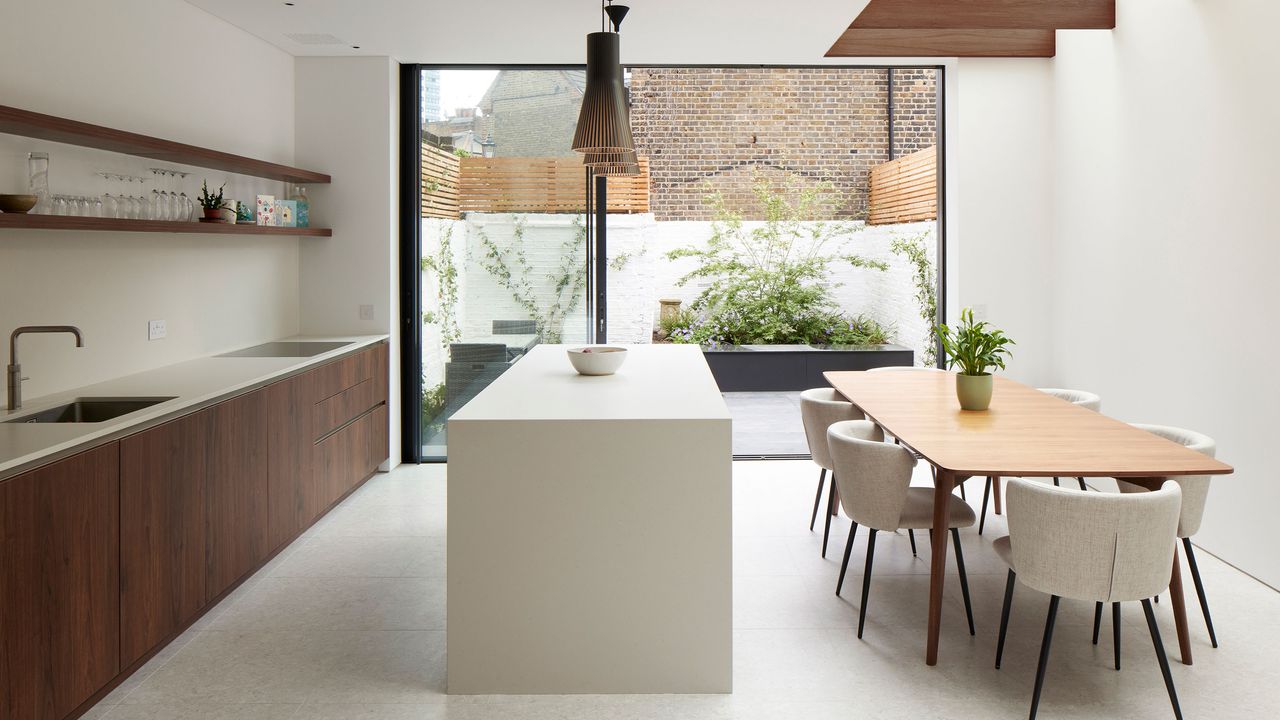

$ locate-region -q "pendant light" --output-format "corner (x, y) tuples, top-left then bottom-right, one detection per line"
(586, 149), (640, 176)
(572, 1), (634, 156)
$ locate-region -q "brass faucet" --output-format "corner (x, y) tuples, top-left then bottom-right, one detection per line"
(7, 326), (84, 411)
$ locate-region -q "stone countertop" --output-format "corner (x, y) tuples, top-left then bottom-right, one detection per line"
(0, 334), (389, 480)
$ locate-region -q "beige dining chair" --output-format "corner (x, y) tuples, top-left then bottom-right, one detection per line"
(978, 387), (1103, 535)
(1108, 423), (1219, 649)
(866, 365), (967, 508)
(993, 478), (1184, 720)
(800, 388), (864, 558)
(826, 419), (976, 639)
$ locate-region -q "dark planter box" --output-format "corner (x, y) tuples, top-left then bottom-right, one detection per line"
(702, 343), (914, 392)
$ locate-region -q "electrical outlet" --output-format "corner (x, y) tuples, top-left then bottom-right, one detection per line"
(970, 304), (989, 321)
(358, 304), (375, 321)
(147, 319), (167, 341)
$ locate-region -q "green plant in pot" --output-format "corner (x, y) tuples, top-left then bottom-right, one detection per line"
(197, 180), (230, 222)
(935, 308), (1015, 411)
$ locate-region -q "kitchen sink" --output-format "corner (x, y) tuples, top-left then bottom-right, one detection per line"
(3, 397), (176, 424)
(216, 341), (353, 358)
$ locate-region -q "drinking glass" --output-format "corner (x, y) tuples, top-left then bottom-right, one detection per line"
(149, 169), (167, 220)
(174, 172), (193, 221)
(28, 152), (50, 214)
(52, 195), (69, 216)
(98, 172), (118, 219)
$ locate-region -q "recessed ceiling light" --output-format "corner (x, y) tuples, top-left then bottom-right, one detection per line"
(352, 45), (361, 49)
(284, 2), (295, 6)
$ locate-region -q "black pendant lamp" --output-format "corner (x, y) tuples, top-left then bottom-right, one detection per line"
(572, 2), (634, 156)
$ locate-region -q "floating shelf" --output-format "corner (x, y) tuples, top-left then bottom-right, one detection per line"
(0, 104), (330, 184)
(0, 213), (332, 237)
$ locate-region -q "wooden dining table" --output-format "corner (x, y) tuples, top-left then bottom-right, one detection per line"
(824, 370), (1234, 667)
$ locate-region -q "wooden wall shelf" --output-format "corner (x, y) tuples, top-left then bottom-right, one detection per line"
(0, 213), (332, 237)
(0, 105), (330, 184)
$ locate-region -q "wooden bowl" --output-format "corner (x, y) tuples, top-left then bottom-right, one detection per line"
(0, 194), (38, 213)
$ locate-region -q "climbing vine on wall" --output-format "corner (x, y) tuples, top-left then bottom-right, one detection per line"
(421, 222), (461, 348)
(889, 231), (938, 366)
(474, 215), (588, 343)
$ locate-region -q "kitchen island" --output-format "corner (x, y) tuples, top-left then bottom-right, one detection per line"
(447, 344), (733, 694)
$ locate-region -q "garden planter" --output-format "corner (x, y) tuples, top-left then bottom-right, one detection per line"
(701, 343), (914, 392)
(955, 373), (993, 411)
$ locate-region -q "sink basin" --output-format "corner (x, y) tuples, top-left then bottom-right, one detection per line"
(4, 397), (176, 424)
(216, 341), (353, 358)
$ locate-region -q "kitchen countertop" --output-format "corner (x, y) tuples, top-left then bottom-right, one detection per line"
(0, 334), (389, 481)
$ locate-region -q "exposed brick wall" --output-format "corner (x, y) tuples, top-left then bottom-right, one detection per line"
(629, 68), (936, 221)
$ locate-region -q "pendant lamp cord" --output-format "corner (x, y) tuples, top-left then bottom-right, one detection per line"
(602, 0), (606, 32)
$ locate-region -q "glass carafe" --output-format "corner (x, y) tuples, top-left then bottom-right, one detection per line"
(27, 152), (50, 214)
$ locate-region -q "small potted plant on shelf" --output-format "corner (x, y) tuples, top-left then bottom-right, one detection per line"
(935, 307), (1015, 411)
(197, 181), (230, 223)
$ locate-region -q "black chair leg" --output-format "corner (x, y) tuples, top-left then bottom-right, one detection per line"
(1029, 595), (1061, 720)
(959, 481), (966, 501)
(857, 529), (877, 639)
(1077, 477), (1088, 491)
(1183, 538), (1218, 648)
(822, 479), (836, 558)
(809, 468), (826, 531)
(1092, 602), (1103, 645)
(1113, 602), (1122, 671)
(1142, 598), (1184, 720)
(1052, 476), (1061, 487)
(979, 477), (992, 535)
(908, 529), (917, 557)
(951, 528), (975, 636)
(836, 522), (858, 596)
(996, 569), (1016, 669)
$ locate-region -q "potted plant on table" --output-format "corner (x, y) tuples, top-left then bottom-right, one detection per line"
(935, 307), (1015, 411)
(197, 180), (230, 222)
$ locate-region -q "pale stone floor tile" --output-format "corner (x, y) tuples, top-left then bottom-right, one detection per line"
(87, 461), (1280, 719)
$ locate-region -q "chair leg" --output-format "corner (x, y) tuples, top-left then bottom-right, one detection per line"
(857, 529), (878, 639)
(1142, 598), (1185, 720)
(908, 529), (917, 557)
(1029, 595), (1061, 720)
(1183, 538), (1218, 648)
(1113, 602), (1122, 671)
(1092, 602), (1103, 645)
(979, 477), (991, 535)
(809, 468), (826, 531)
(996, 569), (1016, 669)
(1077, 477), (1088, 491)
(822, 478), (836, 558)
(836, 522), (858, 596)
(959, 481), (966, 501)
(1052, 476), (1061, 487)
(951, 528), (975, 636)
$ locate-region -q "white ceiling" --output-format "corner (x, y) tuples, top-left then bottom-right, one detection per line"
(185, 0), (876, 65)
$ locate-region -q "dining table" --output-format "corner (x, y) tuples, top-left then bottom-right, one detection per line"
(824, 370), (1234, 667)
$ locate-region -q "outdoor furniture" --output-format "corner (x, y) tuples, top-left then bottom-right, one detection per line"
(822, 369), (1232, 666)
(1111, 424), (1221, 649)
(978, 387), (1104, 534)
(993, 479), (1185, 720)
(826, 419), (976, 640)
(799, 388), (863, 558)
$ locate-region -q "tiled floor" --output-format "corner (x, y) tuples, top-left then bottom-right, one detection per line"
(723, 392), (807, 456)
(88, 461), (1280, 718)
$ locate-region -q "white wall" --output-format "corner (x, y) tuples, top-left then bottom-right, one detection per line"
(295, 56), (401, 467)
(951, 58), (1055, 386)
(1049, 0), (1280, 586)
(0, 0), (298, 399)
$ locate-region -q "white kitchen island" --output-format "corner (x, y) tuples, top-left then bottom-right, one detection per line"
(447, 344), (733, 694)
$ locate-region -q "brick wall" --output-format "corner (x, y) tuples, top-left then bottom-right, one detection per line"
(629, 67), (936, 221)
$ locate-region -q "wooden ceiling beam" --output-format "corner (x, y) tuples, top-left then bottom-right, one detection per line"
(826, 28), (1055, 58)
(851, 0), (1114, 30)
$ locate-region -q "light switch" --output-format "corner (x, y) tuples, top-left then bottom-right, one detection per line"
(359, 304), (375, 321)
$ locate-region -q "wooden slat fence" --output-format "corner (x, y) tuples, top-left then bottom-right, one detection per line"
(867, 145), (937, 225)
(456, 156), (650, 215)
(421, 144), (460, 220)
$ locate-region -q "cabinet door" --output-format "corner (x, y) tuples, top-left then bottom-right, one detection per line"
(314, 409), (373, 511)
(120, 412), (208, 667)
(205, 391), (270, 600)
(369, 404), (389, 473)
(1, 444), (120, 720)
(266, 372), (315, 548)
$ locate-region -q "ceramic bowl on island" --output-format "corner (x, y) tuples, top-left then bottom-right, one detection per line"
(566, 346), (627, 376)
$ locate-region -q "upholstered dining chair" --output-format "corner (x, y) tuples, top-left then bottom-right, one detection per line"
(826, 419), (976, 639)
(993, 479), (1184, 720)
(1108, 424), (1220, 649)
(865, 365), (965, 511)
(978, 387), (1103, 535)
(800, 388), (863, 558)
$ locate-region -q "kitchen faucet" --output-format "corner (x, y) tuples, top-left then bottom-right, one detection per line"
(7, 326), (84, 411)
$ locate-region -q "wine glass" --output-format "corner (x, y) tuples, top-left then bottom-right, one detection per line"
(98, 172), (118, 219)
(174, 172), (193, 222)
(149, 169), (167, 220)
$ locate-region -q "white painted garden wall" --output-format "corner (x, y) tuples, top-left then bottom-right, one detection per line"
(421, 214), (936, 388)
